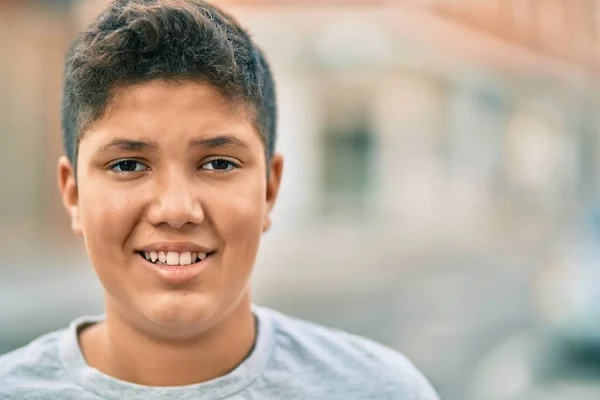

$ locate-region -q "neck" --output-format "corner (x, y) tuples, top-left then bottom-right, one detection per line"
(79, 294), (256, 386)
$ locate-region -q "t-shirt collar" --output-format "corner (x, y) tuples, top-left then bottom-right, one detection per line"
(58, 305), (274, 400)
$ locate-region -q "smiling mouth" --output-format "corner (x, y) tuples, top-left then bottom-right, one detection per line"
(136, 251), (211, 266)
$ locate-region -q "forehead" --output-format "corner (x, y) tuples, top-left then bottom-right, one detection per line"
(80, 80), (260, 148)
(110, 80), (242, 114)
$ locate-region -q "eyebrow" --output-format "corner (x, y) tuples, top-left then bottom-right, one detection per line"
(97, 138), (158, 153)
(189, 135), (249, 150)
(96, 135), (249, 153)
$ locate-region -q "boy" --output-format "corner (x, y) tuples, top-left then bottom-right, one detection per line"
(0, 0), (439, 398)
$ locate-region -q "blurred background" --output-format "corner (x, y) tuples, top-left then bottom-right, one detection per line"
(2, 0), (600, 399)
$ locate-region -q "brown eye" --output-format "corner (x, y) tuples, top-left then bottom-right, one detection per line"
(201, 159), (239, 171)
(110, 159), (148, 173)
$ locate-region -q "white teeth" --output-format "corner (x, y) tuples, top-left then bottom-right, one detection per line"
(142, 250), (209, 265)
(179, 252), (192, 266)
(166, 252), (179, 266)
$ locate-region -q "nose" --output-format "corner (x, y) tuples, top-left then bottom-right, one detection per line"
(146, 172), (205, 229)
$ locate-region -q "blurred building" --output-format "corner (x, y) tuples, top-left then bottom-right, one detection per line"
(70, 0), (600, 265)
(0, 0), (76, 262)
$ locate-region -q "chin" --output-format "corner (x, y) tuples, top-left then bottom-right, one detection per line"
(140, 291), (223, 334)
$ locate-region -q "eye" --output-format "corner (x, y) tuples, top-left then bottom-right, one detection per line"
(110, 159), (149, 173)
(201, 159), (239, 172)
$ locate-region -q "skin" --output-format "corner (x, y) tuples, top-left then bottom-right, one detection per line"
(57, 80), (283, 386)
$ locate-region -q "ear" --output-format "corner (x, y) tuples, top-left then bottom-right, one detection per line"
(263, 153), (284, 233)
(57, 156), (83, 235)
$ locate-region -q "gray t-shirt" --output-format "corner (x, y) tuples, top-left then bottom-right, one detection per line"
(0, 306), (439, 400)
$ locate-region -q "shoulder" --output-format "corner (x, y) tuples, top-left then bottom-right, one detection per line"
(257, 307), (439, 399)
(0, 329), (66, 396)
(0, 330), (63, 377)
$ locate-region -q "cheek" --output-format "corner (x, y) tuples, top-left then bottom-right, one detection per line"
(78, 184), (140, 252)
(213, 180), (266, 258)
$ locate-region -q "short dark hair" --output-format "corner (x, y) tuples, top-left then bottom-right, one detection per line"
(62, 0), (277, 171)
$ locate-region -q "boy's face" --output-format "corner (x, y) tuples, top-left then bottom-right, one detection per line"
(58, 80), (282, 334)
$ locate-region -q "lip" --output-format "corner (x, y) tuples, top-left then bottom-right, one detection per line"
(136, 242), (214, 254)
(136, 252), (213, 284)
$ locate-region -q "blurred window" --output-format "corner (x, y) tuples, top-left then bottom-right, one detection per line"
(318, 82), (376, 219)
